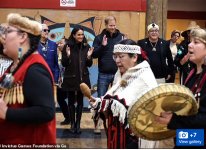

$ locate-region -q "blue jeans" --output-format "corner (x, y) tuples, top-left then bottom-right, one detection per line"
(97, 72), (115, 97)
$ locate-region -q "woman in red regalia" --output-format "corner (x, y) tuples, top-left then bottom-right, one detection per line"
(0, 13), (56, 146)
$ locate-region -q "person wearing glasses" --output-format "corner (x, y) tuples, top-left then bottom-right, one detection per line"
(89, 39), (158, 148)
(174, 21), (199, 85)
(56, 38), (71, 125)
(0, 13), (56, 145)
(166, 30), (180, 83)
(38, 24), (59, 83)
(155, 28), (206, 149)
(137, 23), (174, 84)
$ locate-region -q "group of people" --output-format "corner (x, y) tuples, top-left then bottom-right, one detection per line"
(0, 12), (206, 149)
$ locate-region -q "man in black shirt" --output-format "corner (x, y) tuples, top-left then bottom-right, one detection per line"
(138, 23), (174, 84)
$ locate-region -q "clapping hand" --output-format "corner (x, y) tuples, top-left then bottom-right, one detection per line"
(122, 33), (129, 40)
(102, 35), (107, 46)
(66, 45), (70, 57)
(87, 47), (94, 59)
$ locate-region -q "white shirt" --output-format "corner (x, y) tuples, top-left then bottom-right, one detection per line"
(170, 41), (177, 60)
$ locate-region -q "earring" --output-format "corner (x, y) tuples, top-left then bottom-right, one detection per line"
(18, 47), (22, 59)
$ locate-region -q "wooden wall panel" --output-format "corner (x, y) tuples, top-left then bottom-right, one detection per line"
(167, 19), (206, 42)
(0, 9), (146, 42)
(0, 0), (146, 11)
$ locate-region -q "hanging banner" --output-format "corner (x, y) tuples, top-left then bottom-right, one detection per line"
(60, 0), (76, 7)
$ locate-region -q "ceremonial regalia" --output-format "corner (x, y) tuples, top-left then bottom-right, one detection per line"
(0, 54), (56, 145)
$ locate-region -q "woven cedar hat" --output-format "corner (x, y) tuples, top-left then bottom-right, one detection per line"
(190, 28), (206, 44)
(181, 21), (200, 37)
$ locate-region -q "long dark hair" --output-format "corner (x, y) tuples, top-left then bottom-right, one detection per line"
(61, 37), (69, 55)
(68, 26), (87, 49)
(62, 37), (69, 47)
(194, 64), (206, 94)
(116, 39), (148, 64)
(0, 42), (4, 55)
(12, 31), (41, 75)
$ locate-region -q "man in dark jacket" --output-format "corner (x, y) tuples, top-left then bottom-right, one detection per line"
(138, 23), (174, 84)
(38, 24), (59, 83)
(92, 16), (125, 133)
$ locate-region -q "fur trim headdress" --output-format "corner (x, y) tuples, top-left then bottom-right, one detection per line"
(7, 13), (42, 36)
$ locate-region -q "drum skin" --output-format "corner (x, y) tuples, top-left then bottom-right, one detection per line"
(128, 83), (198, 141)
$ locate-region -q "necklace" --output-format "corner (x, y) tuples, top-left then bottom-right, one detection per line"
(149, 40), (157, 51)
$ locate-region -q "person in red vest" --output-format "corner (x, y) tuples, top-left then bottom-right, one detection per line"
(155, 28), (206, 148)
(0, 13), (56, 146)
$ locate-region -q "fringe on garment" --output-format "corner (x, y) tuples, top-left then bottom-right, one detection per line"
(92, 97), (129, 128)
(139, 138), (159, 149)
(139, 138), (175, 149)
(2, 82), (57, 106)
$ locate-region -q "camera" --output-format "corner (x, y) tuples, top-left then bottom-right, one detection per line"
(179, 131), (188, 139)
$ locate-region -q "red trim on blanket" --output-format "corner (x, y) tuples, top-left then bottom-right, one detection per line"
(103, 94), (129, 108)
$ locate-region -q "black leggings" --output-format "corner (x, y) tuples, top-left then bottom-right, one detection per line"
(68, 91), (83, 106)
(57, 88), (69, 119)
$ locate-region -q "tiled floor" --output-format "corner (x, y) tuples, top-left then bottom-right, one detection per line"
(56, 112), (107, 149)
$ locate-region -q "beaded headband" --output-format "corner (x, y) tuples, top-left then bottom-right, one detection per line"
(147, 23), (159, 31)
(113, 44), (141, 54)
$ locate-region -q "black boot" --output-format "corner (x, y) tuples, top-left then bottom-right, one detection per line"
(60, 118), (70, 125)
(76, 105), (83, 134)
(69, 105), (76, 134)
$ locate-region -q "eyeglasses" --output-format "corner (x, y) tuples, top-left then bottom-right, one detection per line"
(43, 29), (50, 33)
(3, 29), (20, 37)
(149, 30), (159, 33)
(7, 29), (20, 34)
(113, 55), (125, 61)
(173, 35), (180, 38)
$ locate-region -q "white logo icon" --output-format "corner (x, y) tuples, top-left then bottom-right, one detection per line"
(179, 131), (188, 139)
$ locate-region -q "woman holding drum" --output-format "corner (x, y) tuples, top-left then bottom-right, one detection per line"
(89, 39), (158, 148)
(155, 28), (206, 148)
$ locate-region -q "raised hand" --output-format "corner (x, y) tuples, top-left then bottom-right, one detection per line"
(87, 47), (94, 59)
(102, 35), (107, 46)
(66, 45), (70, 57)
(122, 33), (129, 40)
